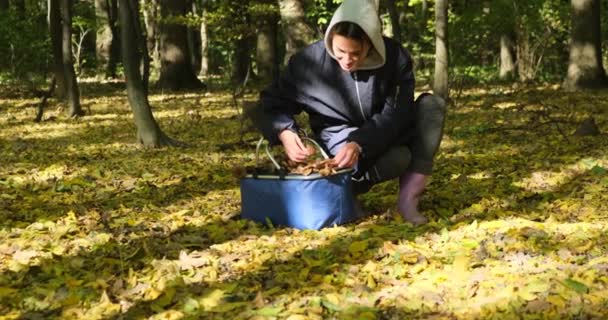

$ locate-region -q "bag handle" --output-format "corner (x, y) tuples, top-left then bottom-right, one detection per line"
(255, 136), (329, 170)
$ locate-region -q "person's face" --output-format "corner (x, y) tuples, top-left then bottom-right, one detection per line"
(331, 34), (370, 72)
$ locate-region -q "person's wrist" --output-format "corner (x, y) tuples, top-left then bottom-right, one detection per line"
(278, 129), (294, 142)
(350, 141), (363, 154)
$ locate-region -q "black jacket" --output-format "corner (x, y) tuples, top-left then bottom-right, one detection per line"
(255, 37), (416, 163)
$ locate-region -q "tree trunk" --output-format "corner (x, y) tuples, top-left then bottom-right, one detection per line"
(48, 0), (67, 99)
(516, 27), (536, 82)
(187, 1), (201, 75)
(157, 0), (204, 90)
(0, 0), (8, 10)
(95, 0), (119, 78)
(60, 0), (83, 117)
(563, 0), (608, 90)
(499, 32), (516, 80)
(433, 0), (449, 100)
(142, 0), (160, 70)
(199, 7), (209, 77)
(384, 0), (401, 44)
(118, 0), (178, 147)
(277, 0), (315, 64)
(233, 36), (253, 84)
(256, 16), (279, 82)
(420, 0), (428, 33)
(13, 0), (25, 15)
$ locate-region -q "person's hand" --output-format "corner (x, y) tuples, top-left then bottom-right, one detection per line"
(278, 130), (313, 163)
(333, 142), (361, 168)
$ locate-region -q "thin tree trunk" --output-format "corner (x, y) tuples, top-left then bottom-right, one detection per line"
(384, 0), (401, 44)
(95, 0), (119, 78)
(48, 0), (67, 99)
(60, 0), (83, 117)
(233, 37), (253, 84)
(500, 32), (516, 80)
(433, 0), (449, 100)
(157, 0), (204, 90)
(563, 0), (608, 90)
(516, 27), (535, 82)
(256, 16), (279, 82)
(199, 7), (209, 77)
(142, 0), (160, 70)
(278, 0), (315, 64)
(187, 1), (201, 75)
(118, 0), (179, 147)
(13, 0), (25, 15)
(420, 0), (428, 33)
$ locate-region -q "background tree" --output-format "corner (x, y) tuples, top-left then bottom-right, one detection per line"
(433, 0), (448, 99)
(142, 0), (160, 69)
(199, 3), (209, 77)
(499, 31), (517, 80)
(0, 0), (7, 10)
(231, 0), (254, 84)
(156, 0), (204, 90)
(49, 0), (67, 99)
(95, 0), (119, 78)
(255, 2), (279, 82)
(383, 0), (401, 44)
(13, 0), (24, 16)
(495, 0), (517, 80)
(118, 0), (179, 147)
(563, 0), (608, 90)
(278, 0), (315, 63)
(59, 0), (84, 117)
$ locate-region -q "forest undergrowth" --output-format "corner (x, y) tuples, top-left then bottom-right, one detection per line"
(1, 82), (607, 319)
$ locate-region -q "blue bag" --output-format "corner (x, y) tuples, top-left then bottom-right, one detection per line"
(240, 138), (364, 230)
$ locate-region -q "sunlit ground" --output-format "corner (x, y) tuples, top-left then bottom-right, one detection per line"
(0, 82), (607, 319)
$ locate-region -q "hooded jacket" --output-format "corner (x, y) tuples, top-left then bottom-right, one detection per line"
(255, 0), (416, 165)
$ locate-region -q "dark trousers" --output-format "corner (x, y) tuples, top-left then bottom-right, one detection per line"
(353, 93), (446, 193)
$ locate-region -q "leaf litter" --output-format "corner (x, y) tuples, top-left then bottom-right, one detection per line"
(0, 83), (607, 319)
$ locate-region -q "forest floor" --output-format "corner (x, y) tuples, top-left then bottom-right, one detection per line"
(1, 81), (608, 319)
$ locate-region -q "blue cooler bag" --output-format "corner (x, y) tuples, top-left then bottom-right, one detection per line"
(240, 138), (364, 230)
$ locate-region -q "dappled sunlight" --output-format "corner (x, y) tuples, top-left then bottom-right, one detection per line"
(2, 163), (89, 189)
(492, 101), (519, 110)
(513, 157), (608, 193)
(0, 211), (112, 273)
(1, 81), (607, 318)
(0, 117), (128, 141)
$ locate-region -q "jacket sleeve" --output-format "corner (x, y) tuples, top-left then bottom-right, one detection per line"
(253, 56), (306, 145)
(346, 46), (415, 160)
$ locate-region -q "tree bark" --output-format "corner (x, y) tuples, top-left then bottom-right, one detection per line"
(187, 1), (201, 75)
(13, 0), (25, 15)
(48, 0), (67, 99)
(157, 0), (204, 90)
(119, 0), (178, 147)
(95, 0), (119, 78)
(233, 37), (253, 84)
(384, 0), (401, 44)
(256, 16), (279, 82)
(142, 0), (160, 70)
(277, 0), (315, 64)
(60, 0), (84, 117)
(199, 6), (209, 77)
(433, 0), (449, 100)
(499, 32), (517, 80)
(563, 0), (608, 90)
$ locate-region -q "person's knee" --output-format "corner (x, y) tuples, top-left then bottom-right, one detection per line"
(416, 93), (447, 118)
(371, 146), (411, 182)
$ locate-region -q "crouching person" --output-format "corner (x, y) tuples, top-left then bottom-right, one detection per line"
(252, 0), (446, 225)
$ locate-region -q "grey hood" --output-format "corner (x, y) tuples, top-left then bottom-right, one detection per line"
(323, 0), (386, 70)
